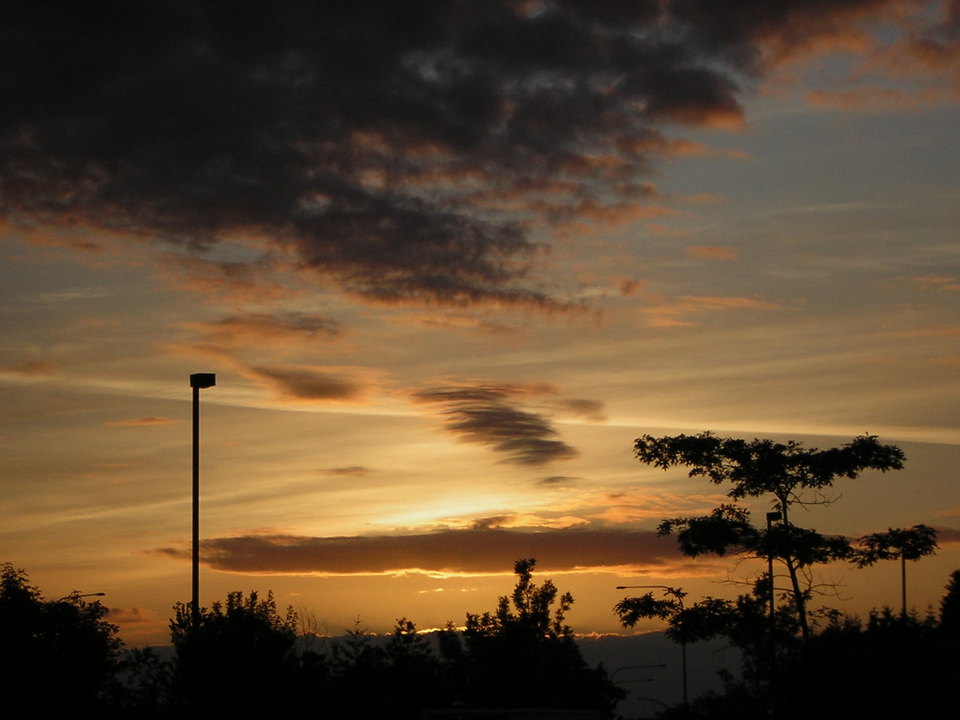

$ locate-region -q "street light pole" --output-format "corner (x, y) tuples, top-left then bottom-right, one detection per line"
(190, 372), (216, 631)
(766, 511), (782, 621)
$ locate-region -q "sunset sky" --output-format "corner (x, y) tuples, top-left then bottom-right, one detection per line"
(2, 1), (959, 647)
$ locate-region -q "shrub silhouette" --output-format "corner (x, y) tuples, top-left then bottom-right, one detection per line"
(0, 562), (122, 713)
(168, 590), (299, 714)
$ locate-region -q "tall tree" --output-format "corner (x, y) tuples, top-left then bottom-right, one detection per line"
(854, 524), (938, 616)
(634, 433), (905, 641)
(443, 558), (623, 716)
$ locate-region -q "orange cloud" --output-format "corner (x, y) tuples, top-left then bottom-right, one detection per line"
(105, 417), (181, 427)
(0, 359), (55, 376)
(684, 245), (737, 260)
(156, 252), (293, 304)
(184, 311), (342, 349)
(641, 295), (780, 327)
(806, 87), (918, 111)
(914, 275), (960, 292)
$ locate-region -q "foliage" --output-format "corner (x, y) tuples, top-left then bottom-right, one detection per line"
(635, 432), (905, 641)
(443, 558), (624, 716)
(622, 433), (952, 716)
(854, 524), (939, 564)
(0, 562), (123, 713)
(940, 568), (960, 635)
(168, 589), (300, 713)
(853, 524), (939, 614)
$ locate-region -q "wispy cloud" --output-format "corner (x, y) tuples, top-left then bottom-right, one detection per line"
(185, 312), (342, 348)
(0, 358), (55, 376)
(685, 245), (737, 261)
(411, 383), (581, 465)
(641, 294), (781, 327)
(914, 275), (960, 292)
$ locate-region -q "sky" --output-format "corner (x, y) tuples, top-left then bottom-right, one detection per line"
(1, 0), (959, 648)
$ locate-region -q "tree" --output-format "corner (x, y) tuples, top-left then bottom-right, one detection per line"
(614, 585), (691, 704)
(635, 432), (905, 642)
(442, 558), (623, 716)
(168, 589), (300, 713)
(0, 563), (122, 713)
(854, 524), (938, 615)
(940, 568), (960, 635)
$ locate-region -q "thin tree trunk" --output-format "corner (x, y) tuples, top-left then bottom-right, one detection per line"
(779, 498), (810, 643)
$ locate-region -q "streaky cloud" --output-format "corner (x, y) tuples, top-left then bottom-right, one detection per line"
(412, 382), (579, 465)
(153, 527), (686, 576)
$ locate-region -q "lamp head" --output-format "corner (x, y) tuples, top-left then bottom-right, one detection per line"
(190, 373), (216, 389)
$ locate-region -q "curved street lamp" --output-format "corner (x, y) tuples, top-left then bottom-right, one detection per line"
(190, 372), (216, 630)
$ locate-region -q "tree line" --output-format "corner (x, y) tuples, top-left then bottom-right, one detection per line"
(2, 432), (957, 718)
(0, 558), (623, 718)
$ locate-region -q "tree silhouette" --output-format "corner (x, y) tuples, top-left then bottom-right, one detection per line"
(635, 432), (905, 641)
(442, 558), (623, 715)
(614, 585), (691, 704)
(168, 589), (299, 713)
(854, 524), (938, 615)
(940, 568), (960, 636)
(0, 562), (122, 713)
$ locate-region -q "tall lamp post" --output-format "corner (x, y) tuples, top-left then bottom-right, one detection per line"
(190, 372), (216, 631)
(617, 584), (688, 706)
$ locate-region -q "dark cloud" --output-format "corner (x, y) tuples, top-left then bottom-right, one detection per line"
(189, 311), (341, 345)
(412, 383), (578, 465)
(321, 466), (372, 476)
(553, 398), (606, 422)
(3, 1), (930, 306)
(105, 416), (181, 427)
(667, 0), (894, 67)
(936, 526), (960, 545)
(538, 475), (581, 486)
(0, 0), (769, 307)
(250, 365), (365, 401)
(153, 527), (684, 575)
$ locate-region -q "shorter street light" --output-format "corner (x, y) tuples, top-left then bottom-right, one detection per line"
(617, 585), (689, 706)
(55, 592), (106, 602)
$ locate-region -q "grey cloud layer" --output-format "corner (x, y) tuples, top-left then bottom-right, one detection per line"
(154, 525), (960, 576)
(155, 527), (682, 575)
(1, 0), (905, 306)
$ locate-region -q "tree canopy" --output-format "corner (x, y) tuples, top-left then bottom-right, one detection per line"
(633, 432), (909, 642)
(0, 562), (122, 713)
